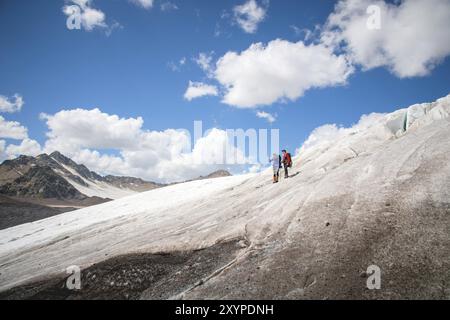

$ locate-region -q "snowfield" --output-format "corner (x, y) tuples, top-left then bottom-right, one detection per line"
(52, 158), (138, 200)
(0, 174), (253, 290)
(64, 177), (137, 200)
(0, 95), (449, 299)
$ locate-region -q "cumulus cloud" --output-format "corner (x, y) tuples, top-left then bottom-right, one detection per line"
(40, 108), (250, 183)
(0, 94), (24, 113)
(0, 116), (28, 140)
(0, 93), (43, 159)
(256, 111), (276, 123)
(0, 115), (42, 159)
(63, 0), (107, 31)
(5, 138), (42, 158)
(322, 0), (450, 78)
(184, 81), (219, 101)
(300, 112), (386, 151)
(40, 108), (144, 152)
(301, 124), (349, 151)
(215, 39), (353, 108)
(233, 0), (267, 34)
(130, 0), (154, 9)
(80, 8), (105, 31)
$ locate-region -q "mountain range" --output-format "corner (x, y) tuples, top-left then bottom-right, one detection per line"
(0, 151), (231, 201)
(0, 151), (230, 229)
(0, 151), (162, 201)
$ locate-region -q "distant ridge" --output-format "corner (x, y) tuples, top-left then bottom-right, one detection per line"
(0, 151), (162, 201)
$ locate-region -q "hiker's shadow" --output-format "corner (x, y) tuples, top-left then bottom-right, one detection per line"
(290, 171), (301, 178)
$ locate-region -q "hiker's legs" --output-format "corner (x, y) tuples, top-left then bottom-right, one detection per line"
(284, 166), (289, 178)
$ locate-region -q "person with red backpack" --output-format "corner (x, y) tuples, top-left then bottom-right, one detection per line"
(282, 150), (292, 179)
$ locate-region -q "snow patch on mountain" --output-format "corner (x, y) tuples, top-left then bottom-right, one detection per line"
(51, 156), (138, 199)
(65, 177), (137, 199)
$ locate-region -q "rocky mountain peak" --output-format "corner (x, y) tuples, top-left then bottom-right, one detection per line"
(0, 166), (85, 200)
(49, 151), (72, 164)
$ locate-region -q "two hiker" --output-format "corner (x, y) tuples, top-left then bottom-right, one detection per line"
(269, 150), (292, 183)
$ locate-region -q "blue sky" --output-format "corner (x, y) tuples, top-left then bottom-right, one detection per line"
(0, 0), (449, 182)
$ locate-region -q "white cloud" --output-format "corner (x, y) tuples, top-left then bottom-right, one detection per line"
(233, 0), (267, 34)
(194, 52), (215, 77)
(63, 0), (106, 31)
(214, 39), (353, 108)
(300, 112), (386, 151)
(81, 7), (106, 31)
(160, 1), (178, 12)
(184, 81), (219, 101)
(39, 108), (250, 183)
(322, 0), (450, 78)
(40, 108), (144, 152)
(5, 138), (42, 158)
(256, 111), (276, 123)
(130, 0), (154, 9)
(301, 124), (348, 151)
(0, 94), (24, 113)
(0, 115), (42, 159)
(189, 0), (450, 110)
(0, 140), (6, 162)
(0, 116), (28, 140)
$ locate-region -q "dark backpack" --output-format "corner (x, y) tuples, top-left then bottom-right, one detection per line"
(278, 155), (282, 168)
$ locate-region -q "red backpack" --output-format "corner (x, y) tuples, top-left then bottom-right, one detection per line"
(285, 153), (292, 167)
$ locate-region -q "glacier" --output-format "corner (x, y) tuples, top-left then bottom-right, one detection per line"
(0, 94), (449, 299)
